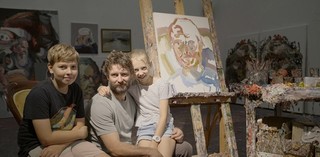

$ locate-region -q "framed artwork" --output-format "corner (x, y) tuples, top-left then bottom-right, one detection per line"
(0, 8), (59, 81)
(101, 29), (131, 53)
(71, 23), (98, 54)
(153, 12), (220, 93)
(78, 57), (101, 101)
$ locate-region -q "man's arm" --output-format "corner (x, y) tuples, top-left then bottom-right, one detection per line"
(100, 132), (162, 157)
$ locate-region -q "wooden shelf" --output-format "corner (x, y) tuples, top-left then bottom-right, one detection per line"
(169, 93), (235, 107)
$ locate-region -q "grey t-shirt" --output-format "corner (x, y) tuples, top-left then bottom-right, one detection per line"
(88, 92), (136, 152)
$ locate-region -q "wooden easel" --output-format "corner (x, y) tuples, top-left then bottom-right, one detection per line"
(139, 0), (238, 156)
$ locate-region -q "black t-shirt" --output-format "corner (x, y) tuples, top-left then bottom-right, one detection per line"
(17, 79), (85, 157)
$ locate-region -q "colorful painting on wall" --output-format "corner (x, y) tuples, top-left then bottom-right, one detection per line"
(153, 12), (220, 93)
(0, 8), (59, 84)
(71, 23), (98, 54)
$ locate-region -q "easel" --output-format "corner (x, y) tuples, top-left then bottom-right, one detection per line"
(139, 0), (238, 156)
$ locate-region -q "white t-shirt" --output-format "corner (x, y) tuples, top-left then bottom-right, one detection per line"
(129, 78), (173, 127)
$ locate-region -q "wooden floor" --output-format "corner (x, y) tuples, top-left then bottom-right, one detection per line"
(1, 103), (318, 157)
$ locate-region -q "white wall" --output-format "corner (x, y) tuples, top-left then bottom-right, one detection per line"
(1, 0), (319, 69)
(0, 0), (205, 67)
(1, 0), (320, 116)
(212, 0), (320, 73)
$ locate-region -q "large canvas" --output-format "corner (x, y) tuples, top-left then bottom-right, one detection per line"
(0, 8), (59, 82)
(153, 12), (220, 93)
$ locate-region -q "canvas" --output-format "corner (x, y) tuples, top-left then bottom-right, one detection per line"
(153, 12), (220, 93)
(0, 8), (59, 81)
(71, 23), (98, 54)
(101, 29), (131, 53)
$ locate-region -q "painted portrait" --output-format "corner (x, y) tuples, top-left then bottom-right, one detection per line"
(0, 8), (59, 83)
(71, 23), (98, 54)
(153, 12), (220, 93)
(78, 57), (101, 100)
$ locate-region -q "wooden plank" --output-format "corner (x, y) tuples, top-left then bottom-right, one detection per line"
(139, 0), (238, 156)
(205, 106), (213, 147)
(174, 0), (185, 14)
(245, 98), (260, 157)
(173, 1), (220, 155)
(173, 2), (210, 154)
(206, 105), (221, 147)
(219, 110), (226, 153)
(201, 0), (226, 91)
(139, 0), (160, 78)
(169, 95), (233, 106)
(201, 0), (223, 70)
(190, 105), (208, 156)
(201, 0), (238, 156)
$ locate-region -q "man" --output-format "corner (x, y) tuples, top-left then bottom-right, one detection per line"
(87, 51), (193, 157)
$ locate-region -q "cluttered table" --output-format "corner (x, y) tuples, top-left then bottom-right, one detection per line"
(230, 83), (320, 157)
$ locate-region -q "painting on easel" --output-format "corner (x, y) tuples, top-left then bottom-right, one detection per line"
(153, 12), (220, 93)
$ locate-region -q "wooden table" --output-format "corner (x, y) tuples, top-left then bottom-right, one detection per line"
(169, 92), (238, 156)
(245, 87), (320, 157)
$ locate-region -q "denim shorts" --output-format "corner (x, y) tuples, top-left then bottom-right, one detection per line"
(136, 118), (174, 144)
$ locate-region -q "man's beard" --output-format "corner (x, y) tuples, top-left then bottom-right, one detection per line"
(110, 83), (130, 95)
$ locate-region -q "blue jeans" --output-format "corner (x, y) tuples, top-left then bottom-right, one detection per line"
(136, 118), (174, 144)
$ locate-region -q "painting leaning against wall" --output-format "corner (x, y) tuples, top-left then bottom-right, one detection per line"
(0, 8), (59, 85)
(153, 12), (220, 94)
